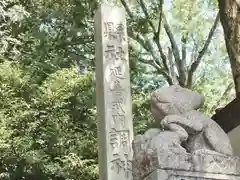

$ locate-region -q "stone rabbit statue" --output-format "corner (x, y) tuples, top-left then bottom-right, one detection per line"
(150, 85), (233, 156)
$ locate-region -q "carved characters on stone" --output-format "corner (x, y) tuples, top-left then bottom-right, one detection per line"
(103, 16), (132, 178)
(150, 85), (233, 156)
(104, 22), (126, 42)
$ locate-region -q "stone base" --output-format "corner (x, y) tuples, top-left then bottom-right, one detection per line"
(132, 150), (240, 180)
(147, 169), (240, 180)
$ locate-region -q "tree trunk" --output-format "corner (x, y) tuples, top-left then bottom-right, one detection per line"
(218, 0), (240, 96)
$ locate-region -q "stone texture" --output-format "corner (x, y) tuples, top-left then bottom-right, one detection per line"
(132, 86), (240, 180)
(150, 85), (233, 156)
(132, 132), (240, 180)
(151, 85), (204, 121)
(183, 110), (232, 155)
(147, 169), (240, 180)
(94, 4), (133, 180)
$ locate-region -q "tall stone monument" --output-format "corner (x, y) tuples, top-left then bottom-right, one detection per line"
(94, 4), (133, 180)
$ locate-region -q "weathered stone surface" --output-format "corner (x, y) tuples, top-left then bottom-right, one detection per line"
(150, 85), (233, 156)
(146, 169), (240, 180)
(183, 110), (232, 155)
(133, 128), (188, 157)
(132, 86), (240, 180)
(132, 134), (240, 180)
(151, 85), (204, 121)
(94, 4), (133, 180)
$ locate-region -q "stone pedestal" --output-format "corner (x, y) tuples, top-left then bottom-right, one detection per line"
(147, 169), (240, 180)
(132, 148), (240, 180)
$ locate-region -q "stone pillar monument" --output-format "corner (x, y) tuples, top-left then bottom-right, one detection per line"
(94, 4), (133, 180)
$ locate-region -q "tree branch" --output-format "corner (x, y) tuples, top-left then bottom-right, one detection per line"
(136, 0), (168, 70)
(189, 34), (199, 64)
(161, 71), (174, 85)
(120, 0), (152, 56)
(181, 34), (188, 69)
(168, 47), (178, 85)
(209, 82), (234, 113)
(128, 30), (149, 50)
(120, 0), (172, 84)
(129, 34), (163, 70)
(129, 30), (164, 70)
(157, 0), (164, 36)
(138, 57), (173, 85)
(162, 13), (187, 86)
(187, 11), (220, 87)
(153, 39), (169, 71)
(122, 0), (168, 71)
(119, 0), (134, 18)
(162, 13), (181, 67)
(138, 0), (156, 32)
(139, 36), (167, 69)
(138, 57), (162, 70)
(152, 0), (169, 74)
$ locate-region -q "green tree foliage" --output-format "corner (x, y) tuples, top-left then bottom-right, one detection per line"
(0, 62), (99, 179)
(0, 0), (235, 179)
(120, 0), (234, 113)
(0, 0), (29, 59)
(119, 0), (221, 87)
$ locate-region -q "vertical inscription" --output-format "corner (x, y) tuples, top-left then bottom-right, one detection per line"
(105, 45), (126, 61)
(109, 128), (130, 150)
(103, 14), (132, 178)
(104, 21), (128, 129)
(104, 22), (126, 42)
(111, 153), (132, 178)
(110, 66), (125, 79)
(95, 5), (133, 180)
